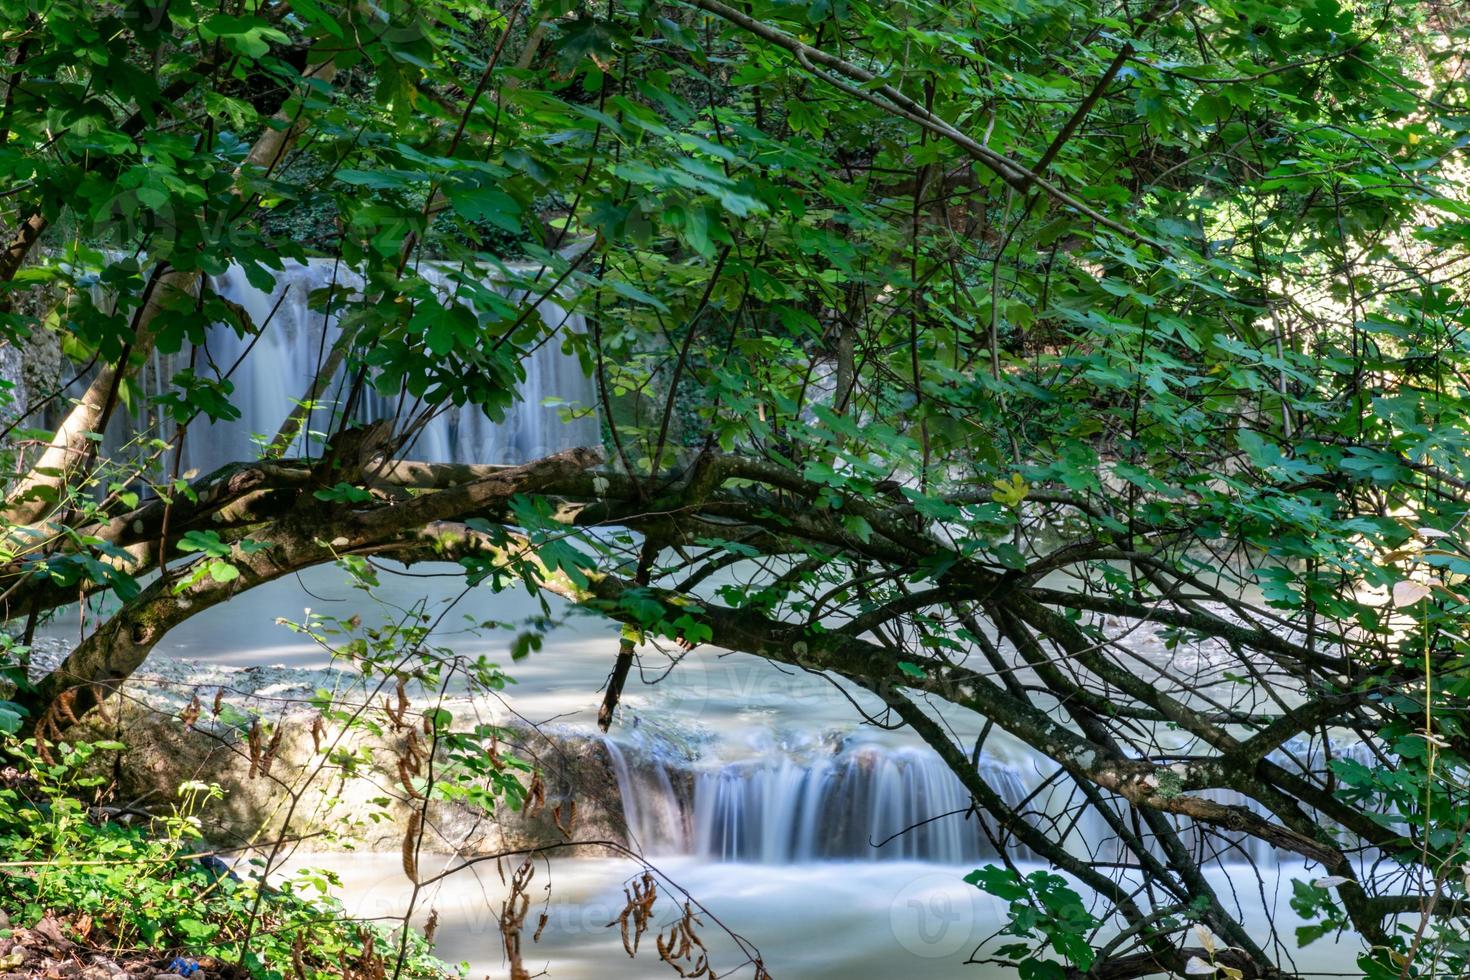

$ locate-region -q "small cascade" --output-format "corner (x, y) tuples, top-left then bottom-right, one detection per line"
(603, 735), (696, 854)
(603, 735), (1035, 864)
(689, 748), (1034, 864)
(92, 258), (599, 474)
(600, 731), (1387, 869)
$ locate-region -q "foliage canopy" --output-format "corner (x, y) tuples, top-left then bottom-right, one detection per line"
(2, 0), (1470, 977)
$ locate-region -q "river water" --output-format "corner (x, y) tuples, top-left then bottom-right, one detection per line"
(140, 564), (1359, 979)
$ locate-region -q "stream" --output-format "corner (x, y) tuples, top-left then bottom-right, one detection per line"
(141, 562), (1358, 979)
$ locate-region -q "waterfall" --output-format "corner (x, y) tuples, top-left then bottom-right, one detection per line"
(95, 258), (599, 474)
(688, 748), (1036, 864)
(600, 732), (1386, 869)
(603, 736), (1035, 865)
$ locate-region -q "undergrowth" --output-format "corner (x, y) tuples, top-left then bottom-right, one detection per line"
(0, 738), (456, 980)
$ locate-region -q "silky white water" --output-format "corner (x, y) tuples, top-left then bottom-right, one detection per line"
(111, 562), (1364, 978)
(93, 258), (599, 476)
(271, 852), (1355, 980)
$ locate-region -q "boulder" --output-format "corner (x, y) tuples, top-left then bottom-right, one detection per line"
(65, 656), (634, 857)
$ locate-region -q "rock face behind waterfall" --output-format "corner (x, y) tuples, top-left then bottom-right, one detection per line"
(0, 284), (63, 428)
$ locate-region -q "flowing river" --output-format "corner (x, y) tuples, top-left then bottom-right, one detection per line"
(142, 564), (1357, 980)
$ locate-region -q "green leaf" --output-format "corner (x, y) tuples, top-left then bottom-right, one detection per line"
(313, 483), (375, 504)
(445, 183), (523, 234)
(208, 561), (240, 583)
(991, 473), (1029, 508)
(609, 280), (670, 312)
(510, 631), (543, 661)
(198, 14), (289, 59)
(177, 530), (231, 558)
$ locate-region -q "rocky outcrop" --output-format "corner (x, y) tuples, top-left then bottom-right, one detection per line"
(19, 326), (60, 422)
(0, 343), (24, 424)
(0, 283), (63, 428)
(61, 654), (633, 857)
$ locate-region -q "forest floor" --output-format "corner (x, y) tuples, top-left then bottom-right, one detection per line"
(0, 911), (241, 980)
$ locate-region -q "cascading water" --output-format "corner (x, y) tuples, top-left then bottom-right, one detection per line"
(604, 737), (1033, 864)
(96, 258), (599, 474)
(120, 567), (1370, 979)
(599, 729), (1384, 871)
(690, 748), (1037, 864)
